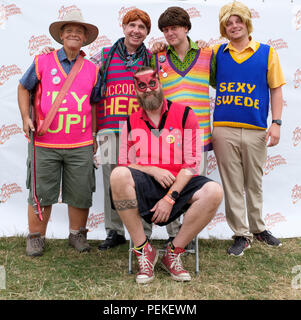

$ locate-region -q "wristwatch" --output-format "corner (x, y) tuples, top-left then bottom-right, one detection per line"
(272, 119), (282, 126)
(168, 190), (179, 201)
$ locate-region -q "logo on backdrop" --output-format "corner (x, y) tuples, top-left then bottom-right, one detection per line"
(0, 4), (21, 29)
(267, 39), (288, 50)
(207, 38), (228, 47)
(250, 9), (260, 19)
(207, 212), (227, 230)
(186, 7), (201, 19)
(294, 69), (301, 88)
(0, 183), (22, 203)
(87, 212), (104, 231)
(118, 6), (136, 27)
(294, 9), (301, 30)
(0, 64), (22, 86)
(263, 155), (287, 175)
(0, 124), (22, 144)
(207, 154), (217, 176)
(264, 213), (286, 229)
(28, 35), (52, 56)
(58, 5), (81, 19)
(292, 127), (301, 147)
(209, 96), (215, 112)
(283, 99), (287, 108)
(88, 35), (112, 57)
(292, 184), (301, 204)
(147, 36), (166, 50)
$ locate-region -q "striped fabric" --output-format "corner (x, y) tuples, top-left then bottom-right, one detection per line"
(155, 48), (212, 151)
(97, 46), (151, 135)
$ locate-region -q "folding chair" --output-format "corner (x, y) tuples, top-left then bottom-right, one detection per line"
(128, 235), (199, 275)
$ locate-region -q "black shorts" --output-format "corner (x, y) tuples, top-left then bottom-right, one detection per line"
(111, 167), (212, 226)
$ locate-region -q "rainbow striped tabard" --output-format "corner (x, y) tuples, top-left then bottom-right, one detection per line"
(155, 48), (212, 151)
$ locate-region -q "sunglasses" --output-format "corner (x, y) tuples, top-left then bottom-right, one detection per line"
(134, 71), (159, 92)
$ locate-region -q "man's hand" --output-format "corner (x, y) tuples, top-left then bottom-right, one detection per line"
(93, 138), (98, 154)
(39, 46), (55, 55)
(149, 167), (176, 188)
(23, 117), (35, 139)
(150, 41), (167, 54)
(266, 123), (281, 147)
(151, 198), (173, 224)
(195, 40), (209, 49)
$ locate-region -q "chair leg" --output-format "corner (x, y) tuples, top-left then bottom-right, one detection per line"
(195, 236), (199, 275)
(129, 238), (133, 274)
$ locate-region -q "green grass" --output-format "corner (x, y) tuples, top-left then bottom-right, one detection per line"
(0, 237), (300, 300)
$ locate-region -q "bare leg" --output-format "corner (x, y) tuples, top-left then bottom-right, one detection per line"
(110, 167), (146, 247)
(173, 182), (223, 248)
(68, 205), (89, 230)
(28, 204), (52, 236)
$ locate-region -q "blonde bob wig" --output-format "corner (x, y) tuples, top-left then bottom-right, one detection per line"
(219, 1), (253, 39)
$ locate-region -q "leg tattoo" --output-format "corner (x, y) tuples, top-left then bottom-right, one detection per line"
(113, 199), (138, 211)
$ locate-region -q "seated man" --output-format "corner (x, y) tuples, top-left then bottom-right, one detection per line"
(110, 66), (223, 284)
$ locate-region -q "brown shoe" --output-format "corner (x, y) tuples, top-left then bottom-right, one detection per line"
(26, 232), (45, 257)
(68, 227), (90, 252)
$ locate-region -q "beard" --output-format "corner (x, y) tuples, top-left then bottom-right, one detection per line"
(137, 89), (164, 111)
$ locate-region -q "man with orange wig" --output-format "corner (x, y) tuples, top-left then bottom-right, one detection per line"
(91, 9), (153, 250)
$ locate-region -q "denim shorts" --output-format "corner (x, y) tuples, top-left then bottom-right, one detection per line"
(27, 145), (95, 208)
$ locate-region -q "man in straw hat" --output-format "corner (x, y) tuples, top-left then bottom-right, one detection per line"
(91, 9), (153, 251)
(210, 1), (285, 256)
(41, 8), (154, 250)
(18, 10), (102, 256)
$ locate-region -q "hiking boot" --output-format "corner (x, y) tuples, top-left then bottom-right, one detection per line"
(254, 230), (282, 247)
(132, 242), (159, 284)
(98, 230), (126, 251)
(26, 232), (45, 257)
(68, 227), (90, 252)
(228, 236), (251, 256)
(161, 245), (191, 281)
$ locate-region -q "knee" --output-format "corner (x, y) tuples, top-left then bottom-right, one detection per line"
(110, 166), (133, 191)
(203, 181), (224, 207)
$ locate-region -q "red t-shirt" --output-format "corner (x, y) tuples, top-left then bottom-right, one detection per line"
(118, 99), (203, 177)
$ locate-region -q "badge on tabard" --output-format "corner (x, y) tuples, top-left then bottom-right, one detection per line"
(166, 134), (175, 144)
(51, 68), (57, 76)
(159, 65), (168, 78)
(52, 76), (61, 85)
(158, 55), (166, 63)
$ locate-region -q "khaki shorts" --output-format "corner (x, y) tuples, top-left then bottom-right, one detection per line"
(27, 145), (95, 208)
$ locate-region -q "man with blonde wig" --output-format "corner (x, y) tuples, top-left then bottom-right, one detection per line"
(211, 1), (285, 256)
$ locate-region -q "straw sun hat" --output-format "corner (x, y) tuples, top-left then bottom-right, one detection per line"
(49, 10), (98, 46)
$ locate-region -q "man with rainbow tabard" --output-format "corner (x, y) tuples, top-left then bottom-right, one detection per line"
(151, 7), (215, 246)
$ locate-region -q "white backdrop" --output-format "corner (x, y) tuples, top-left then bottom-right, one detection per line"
(0, 0), (300, 240)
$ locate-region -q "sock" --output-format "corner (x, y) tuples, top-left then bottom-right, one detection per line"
(70, 229), (80, 235)
(134, 239), (148, 252)
(168, 241), (175, 252)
